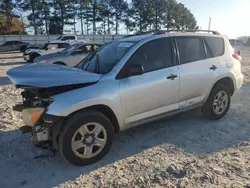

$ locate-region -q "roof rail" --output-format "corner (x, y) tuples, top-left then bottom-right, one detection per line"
(154, 30), (220, 35)
(122, 31), (155, 38)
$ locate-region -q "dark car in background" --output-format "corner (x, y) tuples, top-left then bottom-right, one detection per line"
(0, 41), (29, 52)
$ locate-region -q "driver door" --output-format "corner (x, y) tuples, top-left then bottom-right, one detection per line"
(119, 38), (180, 126)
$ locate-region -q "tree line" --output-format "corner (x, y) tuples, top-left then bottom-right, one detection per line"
(0, 0), (198, 35)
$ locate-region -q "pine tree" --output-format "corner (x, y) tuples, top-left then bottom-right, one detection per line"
(0, 0), (15, 34)
(51, 0), (75, 34)
(40, 0), (51, 34)
(17, 0), (45, 35)
(110, 0), (128, 34)
(131, 0), (152, 33)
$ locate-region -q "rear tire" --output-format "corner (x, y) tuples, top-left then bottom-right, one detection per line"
(202, 84), (231, 120)
(59, 110), (114, 166)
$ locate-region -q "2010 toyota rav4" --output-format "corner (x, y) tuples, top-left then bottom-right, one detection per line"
(7, 30), (244, 166)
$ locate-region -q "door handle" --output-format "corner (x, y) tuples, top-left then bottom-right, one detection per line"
(167, 74), (178, 80)
(210, 65), (218, 71)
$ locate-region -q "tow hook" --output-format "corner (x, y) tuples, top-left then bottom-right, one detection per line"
(19, 125), (33, 134)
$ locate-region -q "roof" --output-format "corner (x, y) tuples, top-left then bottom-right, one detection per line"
(119, 30), (223, 42)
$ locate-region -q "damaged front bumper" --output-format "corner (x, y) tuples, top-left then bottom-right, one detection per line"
(14, 104), (64, 149)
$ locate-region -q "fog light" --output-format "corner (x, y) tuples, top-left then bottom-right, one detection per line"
(22, 108), (45, 126)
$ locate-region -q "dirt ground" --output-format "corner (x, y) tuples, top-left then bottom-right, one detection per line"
(0, 49), (250, 188)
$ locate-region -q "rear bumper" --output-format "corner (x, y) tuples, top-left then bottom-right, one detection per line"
(235, 73), (244, 91)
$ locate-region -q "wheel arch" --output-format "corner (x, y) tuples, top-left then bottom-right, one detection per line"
(204, 76), (235, 104)
(62, 104), (120, 133)
(212, 77), (234, 96)
(53, 61), (66, 66)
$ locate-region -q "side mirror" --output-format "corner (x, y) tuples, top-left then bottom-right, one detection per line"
(123, 64), (144, 78)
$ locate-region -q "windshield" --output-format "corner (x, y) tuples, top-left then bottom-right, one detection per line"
(56, 36), (63, 40)
(39, 43), (48, 50)
(77, 41), (136, 74)
(60, 44), (79, 54)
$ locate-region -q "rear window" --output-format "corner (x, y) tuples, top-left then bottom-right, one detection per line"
(176, 37), (206, 64)
(204, 37), (224, 57)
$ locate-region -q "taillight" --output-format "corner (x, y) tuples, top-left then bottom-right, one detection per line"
(232, 53), (241, 61)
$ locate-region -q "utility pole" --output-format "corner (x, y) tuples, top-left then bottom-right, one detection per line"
(208, 18), (211, 31)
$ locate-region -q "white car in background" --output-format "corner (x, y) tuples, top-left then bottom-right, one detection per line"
(23, 42), (71, 62)
(34, 42), (103, 67)
(50, 35), (78, 44)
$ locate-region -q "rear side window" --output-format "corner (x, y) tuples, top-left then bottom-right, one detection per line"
(126, 38), (173, 73)
(204, 37), (224, 57)
(176, 38), (206, 64)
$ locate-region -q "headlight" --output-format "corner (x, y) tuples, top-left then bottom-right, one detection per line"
(22, 108), (45, 126)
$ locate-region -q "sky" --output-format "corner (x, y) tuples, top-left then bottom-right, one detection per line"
(177, 0), (250, 38)
(20, 0), (250, 38)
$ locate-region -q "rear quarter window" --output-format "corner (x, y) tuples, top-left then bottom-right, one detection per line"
(176, 37), (206, 64)
(204, 37), (225, 57)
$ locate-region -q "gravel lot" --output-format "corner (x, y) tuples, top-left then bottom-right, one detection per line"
(0, 49), (250, 188)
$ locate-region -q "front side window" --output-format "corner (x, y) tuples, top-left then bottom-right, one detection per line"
(177, 37), (206, 64)
(69, 36), (76, 40)
(78, 41), (136, 74)
(56, 36), (63, 40)
(60, 44), (79, 54)
(4, 42), (12, 45)
(39, 43), (49, 50)
(61, 37), (68, 41)
(74, 45), (92, 54)
(11, 41), (19, 44)
(47, 44), (58, 49)
(126, 38), (173, 73)
(58, 43), (70, 48)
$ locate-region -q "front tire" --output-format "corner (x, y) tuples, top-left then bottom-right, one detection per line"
(59, 110), (114, 166)
(202, 84), (231, 120)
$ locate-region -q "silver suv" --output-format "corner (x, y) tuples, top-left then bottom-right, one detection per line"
(7, 30), (244, 166)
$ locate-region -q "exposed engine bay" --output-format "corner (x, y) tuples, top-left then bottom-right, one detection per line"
(13, 83), (91, 111)
(13, 83), (92, 150)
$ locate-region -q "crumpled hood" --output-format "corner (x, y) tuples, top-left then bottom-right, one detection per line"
(7, 63), (101, 88)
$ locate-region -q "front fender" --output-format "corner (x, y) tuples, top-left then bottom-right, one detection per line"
(46, 79), (125, 129)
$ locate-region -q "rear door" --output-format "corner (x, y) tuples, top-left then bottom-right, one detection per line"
(176, 36), (220, 109)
